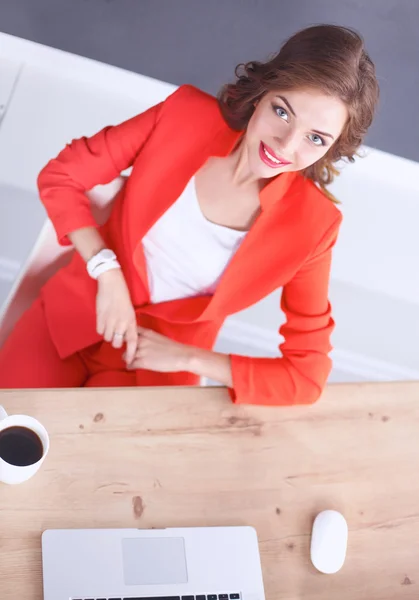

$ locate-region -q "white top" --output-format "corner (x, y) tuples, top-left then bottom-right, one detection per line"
(142, 178), (247, 304)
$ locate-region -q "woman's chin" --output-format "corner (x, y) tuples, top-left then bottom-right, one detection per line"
(256, 164), (290, 179)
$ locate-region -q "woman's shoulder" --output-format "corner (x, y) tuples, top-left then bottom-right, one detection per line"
(144, 85), (231, 151)
(164, 84), (218, 108)
(295, 173), (343, 226)
(159, 85), (224, 128)
(284, 173), (343, 253)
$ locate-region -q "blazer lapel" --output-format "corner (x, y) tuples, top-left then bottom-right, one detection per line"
(125, 118), (242, 300)
(124, 110), (311, 324)
(201, 172), (312, 320)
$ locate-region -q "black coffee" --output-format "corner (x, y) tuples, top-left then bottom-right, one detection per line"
(0, 426), (44, 467)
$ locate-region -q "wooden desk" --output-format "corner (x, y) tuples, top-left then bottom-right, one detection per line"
(0, 382), (418, 599)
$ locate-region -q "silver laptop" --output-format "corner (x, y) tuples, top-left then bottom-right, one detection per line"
(42, 526), (266, 600)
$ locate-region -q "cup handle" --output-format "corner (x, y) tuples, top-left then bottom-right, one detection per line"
(0, 406), (8, 420)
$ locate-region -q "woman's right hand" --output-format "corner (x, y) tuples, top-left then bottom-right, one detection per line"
(96, 269), (138, 364)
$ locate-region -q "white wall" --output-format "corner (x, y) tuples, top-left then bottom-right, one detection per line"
(0, 33), (176, 313)
(1, 32), (418, 382)
(0, 185), (45, 307)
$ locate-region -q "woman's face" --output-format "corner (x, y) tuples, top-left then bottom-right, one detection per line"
(243, 87), (348, 179)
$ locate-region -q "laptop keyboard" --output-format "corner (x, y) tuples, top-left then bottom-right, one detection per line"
(72, 595), (241, 599)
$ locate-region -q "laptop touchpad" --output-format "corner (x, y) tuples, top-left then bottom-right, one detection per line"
(122, 537), (188, 586)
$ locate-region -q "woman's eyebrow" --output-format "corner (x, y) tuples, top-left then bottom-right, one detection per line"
(312, 129), (335, 140)
(275, 95), (296, 117)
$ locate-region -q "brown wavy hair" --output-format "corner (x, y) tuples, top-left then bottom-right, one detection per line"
(218, 24), (379, 202)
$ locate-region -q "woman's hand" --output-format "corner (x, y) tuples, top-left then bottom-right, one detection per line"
(125, 327), (233, 387)
(125, 327), (193, 373)
(96, 269), (138, 363)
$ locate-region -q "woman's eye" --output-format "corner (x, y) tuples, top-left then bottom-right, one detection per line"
(308, 133), (325, 146)
(274, 105), (289, 121)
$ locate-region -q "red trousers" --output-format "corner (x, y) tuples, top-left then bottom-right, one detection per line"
(0, 299), (137, 388)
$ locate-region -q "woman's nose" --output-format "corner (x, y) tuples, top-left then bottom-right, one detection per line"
(274, 129), (299, 159)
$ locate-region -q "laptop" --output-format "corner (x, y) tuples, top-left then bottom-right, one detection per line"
(42, 526), (266, 600)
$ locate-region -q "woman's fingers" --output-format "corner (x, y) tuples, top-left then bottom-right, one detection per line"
(124, 321), (138, 364)
(96, 313), (105, 336)
(103, 319), (117, 343)
(126, 339), (147, 370)
(127, 353), (145, 371)
(137, 326), (164, 341)
(112, 326), (126, 349)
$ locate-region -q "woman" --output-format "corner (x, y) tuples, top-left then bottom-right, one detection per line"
(0, 24), (379, 405)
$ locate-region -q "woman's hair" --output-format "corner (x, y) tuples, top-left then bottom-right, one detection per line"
(218, 24), (379, 201)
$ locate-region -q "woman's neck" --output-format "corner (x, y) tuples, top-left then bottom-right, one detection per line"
(229, 140), (259, 187)
(228, 139), (276, 194)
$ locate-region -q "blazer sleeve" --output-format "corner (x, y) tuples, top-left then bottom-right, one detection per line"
(37, 101), (163, 245)
(228, 213), (342, 406)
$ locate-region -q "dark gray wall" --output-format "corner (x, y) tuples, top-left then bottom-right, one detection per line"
(1, 0), (418, 161)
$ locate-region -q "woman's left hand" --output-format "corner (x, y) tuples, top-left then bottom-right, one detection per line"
(124, 327), (193, 373)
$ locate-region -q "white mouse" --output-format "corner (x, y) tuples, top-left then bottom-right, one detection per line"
(310, 510), (348, 574)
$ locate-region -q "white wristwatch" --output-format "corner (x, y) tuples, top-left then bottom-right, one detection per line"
(86, 249), (121, 280)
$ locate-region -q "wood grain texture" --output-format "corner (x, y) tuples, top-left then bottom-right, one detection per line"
(0, 382), (419, 599)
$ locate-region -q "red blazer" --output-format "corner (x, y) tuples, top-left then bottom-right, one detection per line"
(37, 85), (342, 406)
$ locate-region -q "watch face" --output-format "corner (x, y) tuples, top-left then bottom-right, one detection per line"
(100, 249), (115, 261)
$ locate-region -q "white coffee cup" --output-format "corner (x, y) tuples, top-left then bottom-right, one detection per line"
(0, 405), (50, 484)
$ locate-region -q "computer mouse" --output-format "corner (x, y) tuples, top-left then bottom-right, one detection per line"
(310, 510), (348, 574)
